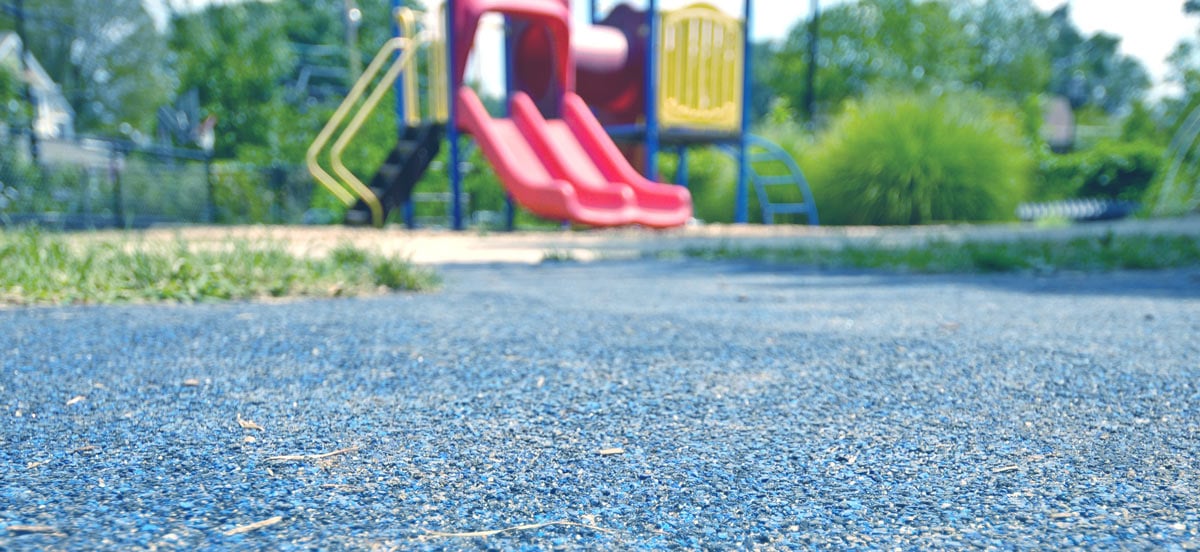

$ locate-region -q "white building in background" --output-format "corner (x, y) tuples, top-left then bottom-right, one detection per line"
(0, 32), (75, 140)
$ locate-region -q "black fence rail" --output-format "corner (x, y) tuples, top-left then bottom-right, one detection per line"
(0, 132), (313, 228)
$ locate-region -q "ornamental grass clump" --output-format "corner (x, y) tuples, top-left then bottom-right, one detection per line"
(805, 92), (1033, 225)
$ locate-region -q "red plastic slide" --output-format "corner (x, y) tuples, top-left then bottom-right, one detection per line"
(559, 92), (692, 227)
(457, 88), (692, 227)
(457, 88), (633, 226)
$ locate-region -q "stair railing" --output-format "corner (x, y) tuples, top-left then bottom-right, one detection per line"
(306, 7), (443, 227)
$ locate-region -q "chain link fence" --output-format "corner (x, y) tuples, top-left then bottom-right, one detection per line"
(0, 130), (313, 228)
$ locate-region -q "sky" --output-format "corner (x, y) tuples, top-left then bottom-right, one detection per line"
(144, 0), (1197, 97)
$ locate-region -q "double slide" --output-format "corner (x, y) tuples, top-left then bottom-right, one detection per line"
(457, 88), (692, 228)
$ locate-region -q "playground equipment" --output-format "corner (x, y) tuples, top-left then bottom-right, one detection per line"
(308, 0), (818, 228)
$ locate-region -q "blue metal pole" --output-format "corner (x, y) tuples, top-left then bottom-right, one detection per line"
(590, 0), (598, 24)
(389, 0), (417, 228)
(392, 0), (405, 124)
(674, 147), (689, 188)
(644, 0), (660, 180)
(502, 15), (516, 230)
(446, 0), (464, 230)
(735, 0), (752, 223)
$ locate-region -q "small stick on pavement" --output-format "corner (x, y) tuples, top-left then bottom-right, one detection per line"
(266, 446), (360, 463)
(424, 520), (618, 538)
(222, 516), (283, 536)
(7, 525), (66, 537)
(237, 413), (264, 431)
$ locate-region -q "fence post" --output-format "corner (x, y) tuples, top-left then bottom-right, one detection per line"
(204, 154), (215, 223)
(271, 163), (286, 224)
(109, 145), (123, 228)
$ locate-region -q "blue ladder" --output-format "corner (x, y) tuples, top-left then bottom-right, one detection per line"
(721, 135), (819, 225)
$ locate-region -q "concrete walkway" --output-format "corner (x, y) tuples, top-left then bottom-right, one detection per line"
(77, 215), (1200, 265)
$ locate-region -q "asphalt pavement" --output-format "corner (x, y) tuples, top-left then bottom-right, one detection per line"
(2, 259), (1199, 549)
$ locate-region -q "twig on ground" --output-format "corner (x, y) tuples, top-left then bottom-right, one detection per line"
(320, 484), (365, 492)
(7, 525), (66, 537)
(266, 446), (360, 463)
(222, 516), (283, 536)
(237, 413), (264, 431)
(424, 520), (618, 539)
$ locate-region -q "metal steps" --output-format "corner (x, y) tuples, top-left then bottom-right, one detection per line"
(721, 135), (818, 225)
(346, 123), (444, 225)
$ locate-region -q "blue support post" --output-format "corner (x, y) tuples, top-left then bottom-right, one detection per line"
(389, 0), (417, 228)
(503, 15), (516, 230)
(644, 0), (659, 180)
(735, 0), (752, 223)
(392, 0), (407, 126)
(674, 146), (689, 188)
(446, 0), (465, 230)
(589, 0), (598, 24)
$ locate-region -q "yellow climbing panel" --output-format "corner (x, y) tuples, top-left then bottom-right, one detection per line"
(657, 3), (744, 133)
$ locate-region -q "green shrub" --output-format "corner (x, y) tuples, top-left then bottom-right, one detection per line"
(657, 148), (738, 223)
(803, 92), (1033, 225)
(1033, 139), (1163, 203)
(119, 157), (208, 222)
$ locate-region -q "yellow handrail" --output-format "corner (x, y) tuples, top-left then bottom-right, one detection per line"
(306, 6), (443, 226)
(305, 36), (413, 209)
(657, 3), (743, 132)
(398, 8), (420, 127)
(330, 43), (422, 226)
(428, 4), (449, 122)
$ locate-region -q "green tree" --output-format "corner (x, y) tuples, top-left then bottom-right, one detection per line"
(1, 0), (172, 133)
(169, 3), (295, 160)
(1042, 6), (1149, 112)
(773, 0), (975, 120)
(1163, 16), (1200, 128)
(961, 0), (1051, 102)
(768, 0), (1149, 125)
(0, 64), (28, 123)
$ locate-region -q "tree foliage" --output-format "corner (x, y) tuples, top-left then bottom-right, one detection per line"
(768, 0), (1150, 124)
(169, 2), (294, 160)
(167, 0), (414, 164)
(0, 0), (172, 133)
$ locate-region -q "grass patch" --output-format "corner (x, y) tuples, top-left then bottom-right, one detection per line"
(540, 248), (578, 263)
(0, 228), (439, 306)
(678, 233), (1200, 274)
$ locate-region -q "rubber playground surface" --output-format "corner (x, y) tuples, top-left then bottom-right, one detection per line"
(3, 219), (1200, 549)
